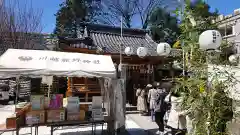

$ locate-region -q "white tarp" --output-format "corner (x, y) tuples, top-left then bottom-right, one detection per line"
(0, 49), (116, 78)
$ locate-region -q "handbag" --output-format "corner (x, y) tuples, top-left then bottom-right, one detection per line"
(154, 91), (170, 112)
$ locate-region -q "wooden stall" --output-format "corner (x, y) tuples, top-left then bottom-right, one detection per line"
(59, 23), (182, 105)
(0, 49), (117, 134)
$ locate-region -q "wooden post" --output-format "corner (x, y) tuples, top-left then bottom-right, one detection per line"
(99, 78), (126, 134)
(66, 77), (72, 97)
(106, 79), (115, 134)
(120, 66), (126, 133)
(99, 78), (113, 133)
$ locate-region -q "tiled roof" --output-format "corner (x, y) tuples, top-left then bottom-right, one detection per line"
(60, 23), (182, 57)
(90, 30), (158, 55)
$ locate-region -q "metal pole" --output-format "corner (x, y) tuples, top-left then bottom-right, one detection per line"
(120, 16), (123, 71)
(117, 16), (126, 132)
(15, 76), (20, 109)
(179, 0), (185, 76)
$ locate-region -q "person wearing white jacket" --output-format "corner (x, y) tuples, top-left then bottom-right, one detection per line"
(165, 92), (187, 134)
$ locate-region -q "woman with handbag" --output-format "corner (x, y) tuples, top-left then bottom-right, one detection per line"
(149, 82), (168, 135)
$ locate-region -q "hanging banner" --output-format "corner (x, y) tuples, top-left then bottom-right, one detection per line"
(114, 79), (126, 129)
(0, 49), (116, 78)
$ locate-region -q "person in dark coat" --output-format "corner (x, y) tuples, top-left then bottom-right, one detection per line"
(153, 82), (168, 135)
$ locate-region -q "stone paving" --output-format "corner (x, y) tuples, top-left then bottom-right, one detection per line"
(126, 114), (158, 135)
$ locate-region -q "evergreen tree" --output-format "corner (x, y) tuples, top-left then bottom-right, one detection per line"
(149, 7), (180, 45)
(54, 0), (101, 37)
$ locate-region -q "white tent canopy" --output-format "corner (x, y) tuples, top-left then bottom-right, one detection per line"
(0, 49), (116, 78)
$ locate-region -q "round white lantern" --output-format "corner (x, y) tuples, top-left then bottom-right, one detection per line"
(199, 30), (222, 50)
(229, 54), (238, 63)
(157, 42), (171, 56)
(137, 47), (148, 58)
(124, 46), (133, 56)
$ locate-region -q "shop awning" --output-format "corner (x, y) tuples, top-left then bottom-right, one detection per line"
(0, 49), (116, 78)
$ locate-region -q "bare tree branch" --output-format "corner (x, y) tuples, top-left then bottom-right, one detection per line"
(101, 0), (139, 28)
(101, 0), (179, 29)
(0, 0), (43, 53)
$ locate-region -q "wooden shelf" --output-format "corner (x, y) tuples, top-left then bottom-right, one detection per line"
(67, 77), (101, 101)
(73, 91), (101, 102)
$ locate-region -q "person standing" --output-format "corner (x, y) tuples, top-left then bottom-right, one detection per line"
(136, 85), (147, 115)
(145, 84), (152, 116)
(148, 84), (157, 122)
(153, 83), (168, 135)
(165, 91), (187, 135)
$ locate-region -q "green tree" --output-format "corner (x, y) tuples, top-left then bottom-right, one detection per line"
(175, 1), (234, 134)
(148, 7), (180, 45)
(54, 0), (101, 37)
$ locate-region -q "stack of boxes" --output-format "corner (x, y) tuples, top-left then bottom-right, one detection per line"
(65, 97), (83, 121)
(91, 96), (103, 121)
(6, 94), (103, 129)
(26, 95), (45, 125)
(47, 94), (65, 123)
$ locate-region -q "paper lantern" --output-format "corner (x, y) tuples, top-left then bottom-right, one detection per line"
(137, 47), (148, 58)
(157, 42), (171, 56)
(199, 30), (222, 50)
(229, 55), (238, 63)
(124, 46), (133, 56)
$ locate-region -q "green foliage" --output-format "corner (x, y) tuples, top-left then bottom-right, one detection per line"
(54, 0), (101, 37)
(174, 1), (235, 134)
(149, 7), (180, 45)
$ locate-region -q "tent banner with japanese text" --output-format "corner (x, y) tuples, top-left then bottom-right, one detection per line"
(0, 49), (116, 78)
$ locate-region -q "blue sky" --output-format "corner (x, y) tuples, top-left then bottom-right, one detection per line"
(31, 0), (240, 33)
